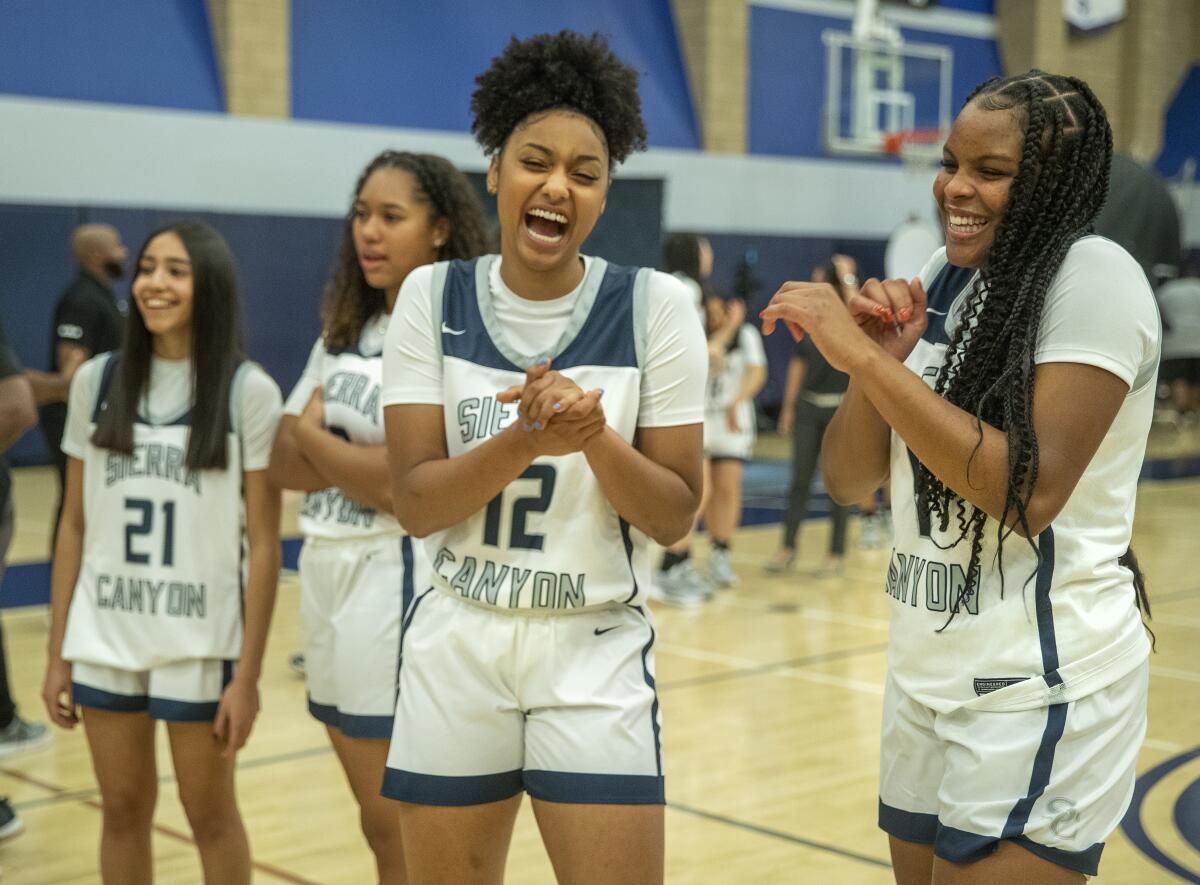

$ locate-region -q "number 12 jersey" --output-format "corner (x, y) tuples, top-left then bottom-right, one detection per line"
(382, 255), (707, 612)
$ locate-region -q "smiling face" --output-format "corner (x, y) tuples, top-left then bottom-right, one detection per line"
(487, 110), (609, 297)
(933, 100), (1025, 268)
(352, 167), (447, 300)
(132, 231), (194, 351)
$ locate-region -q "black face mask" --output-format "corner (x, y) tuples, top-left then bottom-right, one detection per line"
(103, 259), (125, 281)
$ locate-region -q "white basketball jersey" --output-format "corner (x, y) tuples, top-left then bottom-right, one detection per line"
(422, 256), (656, 611)
(705, 324), (765, 432)
(886, 239), (1159, 714)
(296, 316), (403, 540)
(63, 355), (249, 670)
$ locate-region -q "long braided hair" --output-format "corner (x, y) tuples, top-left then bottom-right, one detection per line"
(915, 70), (1151, 630)
(323, 150), (490, 349)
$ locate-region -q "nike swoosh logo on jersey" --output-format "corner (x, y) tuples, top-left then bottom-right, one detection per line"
(441, 323), (466, 335)
(594, 625), (621, 636)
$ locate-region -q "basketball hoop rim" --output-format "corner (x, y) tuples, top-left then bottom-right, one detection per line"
(882, 128), (943, 157)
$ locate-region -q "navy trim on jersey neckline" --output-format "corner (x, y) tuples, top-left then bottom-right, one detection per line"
(439, 256), (639, 373)
(90, 352), (245, 430)
(922, 262), (977, 347)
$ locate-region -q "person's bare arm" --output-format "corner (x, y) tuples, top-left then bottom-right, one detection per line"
(267, 414), (332, 493)
(386, 403), (548, 537)
(763, 277), (1129, 535)
(43, 457), (85, 727)
(214, 469), (281, 757)
(26, 342), (88, 405)
(387, 365), (608, 537)
(294, 429), (393, 514)
(0, 374), (37, 451)
(581, 423), (703, 546)
(822, 381), (893, 504)
(850, 351), (1126, 535)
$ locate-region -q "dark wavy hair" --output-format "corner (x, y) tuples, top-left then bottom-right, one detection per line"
(916, 70), (1150, 630)
(92, 221), (241, 470)
(664, 232), (703, 280)
(323, 151), (490, 349)
(470, 30), (647, 167)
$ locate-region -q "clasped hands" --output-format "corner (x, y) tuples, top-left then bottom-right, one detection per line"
(498, 360), (607, 457)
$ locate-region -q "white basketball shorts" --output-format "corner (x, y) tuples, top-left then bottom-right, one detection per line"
(878, 660), (1149, 876)
(299, 533), (416, 739)
(703, 410), (755, 461)
(72, 658), (234, 722)
(382, 587), (664, 806)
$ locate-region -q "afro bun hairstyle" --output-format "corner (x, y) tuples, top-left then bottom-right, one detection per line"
(471, 30), (648, 166)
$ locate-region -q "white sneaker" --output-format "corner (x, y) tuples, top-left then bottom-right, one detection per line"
(859, 514), (884, 549)
(652, 561), (710, 607)
(708, 548), (739, 588)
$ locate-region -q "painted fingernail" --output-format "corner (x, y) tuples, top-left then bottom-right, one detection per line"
(873, 304), (888, 315)
(522, 422), (532, 432)
(534, 421), (543, 430)
(900, 307), (913, 321)
(553, 403), (562, 411)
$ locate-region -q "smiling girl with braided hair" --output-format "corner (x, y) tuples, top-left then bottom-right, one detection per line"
(762, 71), (1159, 884)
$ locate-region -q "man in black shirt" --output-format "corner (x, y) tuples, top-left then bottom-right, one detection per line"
(27, 224), (127, 536)
(0, 315), (49, 840)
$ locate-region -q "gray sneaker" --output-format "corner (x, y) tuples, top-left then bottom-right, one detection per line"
(0, 717), (51, 758)
(651, 561), (711, 607)
(708, 548), (739, 588)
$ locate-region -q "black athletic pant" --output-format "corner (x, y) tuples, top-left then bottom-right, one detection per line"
(0, 498), (16, 728)
(781, 399), (849, 555)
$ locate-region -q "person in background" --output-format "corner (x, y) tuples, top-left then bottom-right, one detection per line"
(27, 224), (128, 540)
(0, 314), (48, 842)
(269, 149), (489, 883)
(1157, 268), (1200, 421)
(767, 260), (854, 576)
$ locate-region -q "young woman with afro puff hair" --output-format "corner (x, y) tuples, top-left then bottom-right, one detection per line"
(762, 71), (1159, 884)
(378, 31), (707, 884)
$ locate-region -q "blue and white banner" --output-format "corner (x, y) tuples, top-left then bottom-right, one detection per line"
(1063, 0), (1126, 32)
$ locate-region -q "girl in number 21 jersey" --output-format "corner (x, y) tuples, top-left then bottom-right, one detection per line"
(44, 222), (283, 884)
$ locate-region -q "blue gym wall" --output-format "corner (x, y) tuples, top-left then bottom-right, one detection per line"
(0, 0), (223, 112)
(291, 0), (700, 150)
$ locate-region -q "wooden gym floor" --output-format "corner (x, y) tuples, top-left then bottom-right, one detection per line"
(0, 426), (1197, 883)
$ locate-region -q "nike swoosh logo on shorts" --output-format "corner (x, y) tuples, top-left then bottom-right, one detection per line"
(441, 323), (466, 335)
(594, 625), (620, 636)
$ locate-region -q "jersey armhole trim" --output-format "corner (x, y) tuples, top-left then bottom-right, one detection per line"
(429, 261), (449, 366)
(631, 268), (653, 370)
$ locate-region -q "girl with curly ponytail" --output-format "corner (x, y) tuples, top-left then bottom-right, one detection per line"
(762, 71), (1160, 883)
(267, 150), (488, 882)
(378, 31), (707, 884)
